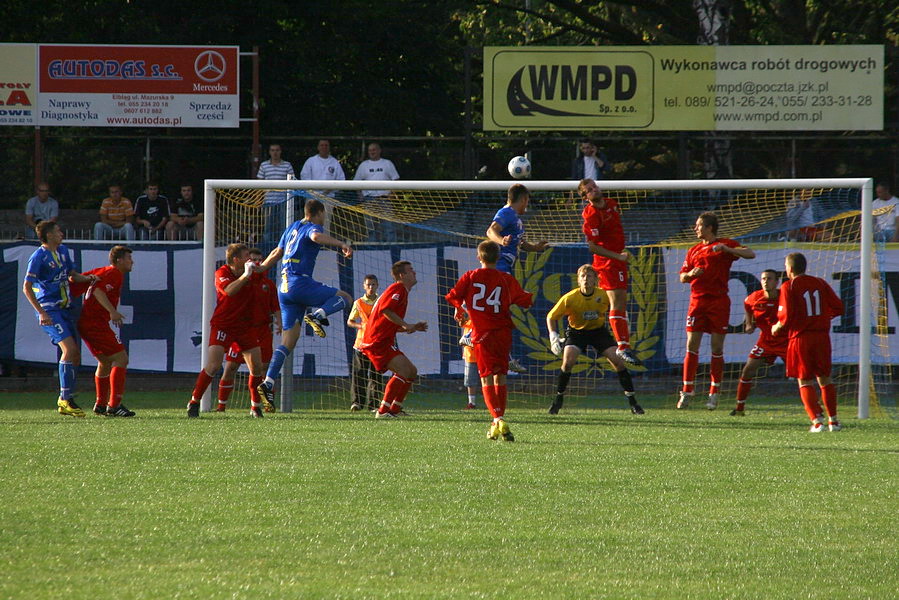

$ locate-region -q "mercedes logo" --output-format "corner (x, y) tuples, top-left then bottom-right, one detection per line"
(194, 50), (226, 82)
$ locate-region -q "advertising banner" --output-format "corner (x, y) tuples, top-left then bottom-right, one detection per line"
(484, 45), (883, 131)
(36, 44), (239, 127)
(0, 43), (37, 126)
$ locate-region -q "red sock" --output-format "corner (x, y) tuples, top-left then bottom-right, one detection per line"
(683, 351), (699, 394)
(191, 370), (213, 402)
(609, 310), (630, 348)
(389, 376), (412, 413)
(736, 378), (752, 410)
(709, 353), (724, 395)
(821, 383), (837, 418)
(481, 385), (497, 418)
(798, 384), (823, 421)
(493, 384), (507, 418)
(94, 375), (110, 407)
(380, 374), (407, 413)
(109, 366), (126, 408)
(248, 375), (263, 405)
(218, 378), (234, 403)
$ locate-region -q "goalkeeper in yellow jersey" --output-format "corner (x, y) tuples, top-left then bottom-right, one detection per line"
(545, 264), (644, 415)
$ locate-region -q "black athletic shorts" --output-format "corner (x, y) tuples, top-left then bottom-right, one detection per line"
(565, 326), (616, 354)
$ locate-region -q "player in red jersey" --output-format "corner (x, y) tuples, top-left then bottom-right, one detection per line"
(76, 245), (136, 417)
(677, 212), (755, 410)
(579, 178), (641, 366)
(359, 261), (428, 417)
(216, 248), (281, 413)
(731, 269), (788, 416)
(771, 252), (844, 432)
(186, 243), (270, 418)
(445, 240), (534, 441)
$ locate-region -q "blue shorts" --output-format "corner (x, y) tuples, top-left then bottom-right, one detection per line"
(497, 255), (515, 274)
(39, 307), (77, 345)
(279, 276), (339, 329)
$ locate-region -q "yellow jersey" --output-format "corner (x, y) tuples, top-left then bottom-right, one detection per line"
(547, 288), (609, 331)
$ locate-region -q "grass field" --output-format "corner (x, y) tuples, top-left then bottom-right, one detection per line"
(1, 391), (896, 599)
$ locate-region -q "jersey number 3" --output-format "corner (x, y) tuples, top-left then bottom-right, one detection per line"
(471, 283), (502, 313)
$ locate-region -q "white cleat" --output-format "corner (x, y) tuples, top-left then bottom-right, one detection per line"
(705, 393), (719, 410)
(508, 358), (527, 374)
(809, 419), (825, 433)
(677, 391), (692, 409)
(828, 420), (842, 432)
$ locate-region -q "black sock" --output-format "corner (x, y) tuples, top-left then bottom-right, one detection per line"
(617, 369), (634, 394)
(557, 370), (572, 394)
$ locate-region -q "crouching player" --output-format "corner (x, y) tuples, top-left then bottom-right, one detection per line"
(731, 269), (787, 416)
(545, 264), (644, 415)
(359, 261), (428, 417)
(771, 252), (844, 432)
(77, 245), (136, 417)
(445, 241), (533, 441)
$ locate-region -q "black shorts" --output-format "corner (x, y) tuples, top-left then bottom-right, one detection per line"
(565, 326), (616, 354)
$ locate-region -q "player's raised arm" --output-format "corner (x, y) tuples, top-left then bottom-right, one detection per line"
(714, 242), (756, 259)
(258, 246), (284, 273)
(309, 230), (353, 257)
(486, 221), (509, 246)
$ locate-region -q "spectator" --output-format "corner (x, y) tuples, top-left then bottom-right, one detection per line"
(257, 143), (295, 204)
(785, 189), (819, 242)
(873, 182), (899, 243)
(353, 141), (400, 241)
(571, 139), (611, 181)
(133, 182), (170, 240)
(166, 184), (203, 240)
(93, 185), (135, 241)
(24, 182), (59, 240)
(300, 139), (346, 198)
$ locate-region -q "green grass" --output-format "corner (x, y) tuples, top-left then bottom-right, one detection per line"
(1, 392), (897, 599)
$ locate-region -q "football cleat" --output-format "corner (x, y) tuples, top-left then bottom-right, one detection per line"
(676, 392), (692, 409)
(93, 403), (108, 416)
(375, 411), (396, 419)
(508, 358), (527, 374)
(304, 314), (329, 338)
(458, 332), (473, 348)
(616, 347), (642, 366)
(497, 419), (515, 442)
(186, 401), (200, 419)
(350, 402), (364, 412)
(256, 381), (275, 411)
(106, 404), (135, 417)
(548, 397), (563, 415)
(487, 422), (500, 440)
(630, 402), (645, 415)
(215, 403), (227, 413)
(393, 409), (410, 417)
(705, 393), (719, 410)
(828, 420), (842, 432)
(464, 402), (477, 410)
(729, 409), (745, 417)
(250, 406), (264, 418)
(58, 398), (85, 418)
(809, 419), (825, 433)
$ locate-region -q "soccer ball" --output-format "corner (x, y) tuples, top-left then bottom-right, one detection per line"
(507, 155), (531, 179)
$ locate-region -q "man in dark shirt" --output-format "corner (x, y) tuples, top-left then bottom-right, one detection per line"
(165, 184), (203, 240)
(133, 182), (170, 240)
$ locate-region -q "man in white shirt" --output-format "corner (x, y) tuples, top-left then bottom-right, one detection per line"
(353, 142), (401, 242)
(300, 139), (346, 198)
(571, 139), (611, 180)
(873, 182), (899, 243)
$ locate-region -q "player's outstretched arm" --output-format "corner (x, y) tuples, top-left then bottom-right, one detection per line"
(587, 240), (628, 263)
(382, 308), (427, 334)
(258, 246), (284, 273)
(521, 239), (549, 252)
(310, 231), (353, 257)
(486, 221), (509, 246)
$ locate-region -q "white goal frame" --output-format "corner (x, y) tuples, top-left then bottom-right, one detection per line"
(203, 177), (875, 417)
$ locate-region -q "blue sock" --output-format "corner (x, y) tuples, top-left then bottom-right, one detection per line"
(320, 294), (346, 316)
(266, 345), (290, 382)
(59, 361), (76, 400)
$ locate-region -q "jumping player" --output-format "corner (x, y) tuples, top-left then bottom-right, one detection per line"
(216, 248), (280, 413)
(187, 243), (268, 418)
(446, 240), (534, 441)
(76, 245), (136, 417)
(771, 252), (844, 432)
(678, 212), (755, 409)
(256, 199), (353, 405)
(546, 264), (644, 416)
(731, 269), (787, 416)
(579, 178), (640, 366)
(359, 261), (428, 418)
(22, 221), (98, 417)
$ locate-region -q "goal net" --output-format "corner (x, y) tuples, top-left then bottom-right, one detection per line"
(202, 178), (890, 419)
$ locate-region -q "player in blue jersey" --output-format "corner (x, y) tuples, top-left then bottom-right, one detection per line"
(21, 221), (99, 417)
(255, 199), (353, 403)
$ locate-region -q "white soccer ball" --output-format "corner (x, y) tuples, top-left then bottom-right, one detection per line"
(507, 155), (531, 179)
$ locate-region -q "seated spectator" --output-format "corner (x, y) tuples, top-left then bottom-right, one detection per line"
(166, 184), (204, 240)
(93, 185), (135, 241)
(24, 182), (59, 240)
(133, 182), (170, 240)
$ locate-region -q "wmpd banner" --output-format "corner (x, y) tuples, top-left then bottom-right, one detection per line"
(484, 45), (883, 131)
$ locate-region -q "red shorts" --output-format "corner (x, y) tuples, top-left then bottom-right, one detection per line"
(361, 341), (403, 374)
(786, 331), (832, 379)
(226, 325), (273, 364)
(210, 326), (258, 354)
(686, 296), (730, 334)
(474, 328), (512, 378)
(78, 320), (125, 358)
(748, 335), (788, 364)
(594, 259), (628, 290)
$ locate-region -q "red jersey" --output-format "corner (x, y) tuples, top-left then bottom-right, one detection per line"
(210, 264), (259, 332)
(681, 238), (741, 298)
(80, 266), (124, 324)
(745, 289), (783, 348)
(582, 198), (625, 270)
(777, 275), (843, 338)
(251, 276), (279, 327)
(360, 282), (408, 348)
(445, 268), (533, 336)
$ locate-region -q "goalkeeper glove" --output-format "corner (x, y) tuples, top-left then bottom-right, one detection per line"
(243, 260), (255, 277)
(549, 331), (563, 357)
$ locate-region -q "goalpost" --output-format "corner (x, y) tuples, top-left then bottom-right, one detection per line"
(202, 177), (884, 418)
